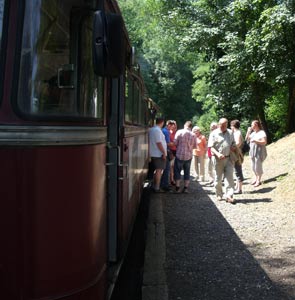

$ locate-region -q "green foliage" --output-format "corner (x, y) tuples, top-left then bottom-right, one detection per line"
(265, 90), (289, 141)
(118, 0), (200, 126)
(118, 0), (295, 139)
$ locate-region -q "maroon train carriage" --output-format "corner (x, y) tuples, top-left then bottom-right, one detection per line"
(0, 1), (159, 299)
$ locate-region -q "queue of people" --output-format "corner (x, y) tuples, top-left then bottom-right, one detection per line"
(148, 116), (267, 204)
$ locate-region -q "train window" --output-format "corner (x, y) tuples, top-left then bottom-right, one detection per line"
(79, 16), (103, 119)
(0, 1), (4, 56)
(16, 1), (103, 120)
(133, 83), (139, 123)
(0, 0), (7, 106)
(139, 96), (147, 125)
(125, 74), (133, 123)
(125, 72), (147, 125)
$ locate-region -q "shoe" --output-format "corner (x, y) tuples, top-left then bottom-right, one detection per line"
(192, 177), (198, 181)
(174, 186), (181, 193)
(253, 182), (261, 187)
(153, 188), (165, 193)
(226, 197), (236, 204)
(170, 181), (176, 186)
(217, 196), (223, 201)
(161, 186), (173, 192)
(234, 189), (242, 194)
(182, 187), (189, 194)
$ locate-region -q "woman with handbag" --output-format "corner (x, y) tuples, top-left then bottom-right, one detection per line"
(245, 120), (267, 187)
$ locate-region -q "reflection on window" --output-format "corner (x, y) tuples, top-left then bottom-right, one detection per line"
(79, 17), (103, 118)
(124, 73), (147, 126)
(125, 76), (133, 123)
(0, 0), (5, 57)
(17, 1), (103, 119)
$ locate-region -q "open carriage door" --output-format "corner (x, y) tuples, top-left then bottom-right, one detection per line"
(107, 71), (129, 263)
(89, 1), (126, 263)
(92, 9), (126, 263)
(107, 77), (120, 262)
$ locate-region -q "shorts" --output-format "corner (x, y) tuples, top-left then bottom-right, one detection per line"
(151, 157), (166, 170)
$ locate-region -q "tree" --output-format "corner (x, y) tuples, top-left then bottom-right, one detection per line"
(118, 0), (295, 138)
(118, 0), (200, 125)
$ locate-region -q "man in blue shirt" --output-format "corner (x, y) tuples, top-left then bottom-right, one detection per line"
(160, 120), (174, 192)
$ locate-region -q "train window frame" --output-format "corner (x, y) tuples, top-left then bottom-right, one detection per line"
(124, 71), (147, 126)
(11, 1), (105, 123)
(124, 72), (133, 124)
(0, 0), (9, 107)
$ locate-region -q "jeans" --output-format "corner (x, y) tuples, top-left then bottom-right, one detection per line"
(160, 157), (171, 188)
(174, 157), (192, 181)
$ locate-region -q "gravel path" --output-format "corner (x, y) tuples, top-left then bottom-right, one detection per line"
(161, 138), (295, 300)
(205, 153), (295, 299)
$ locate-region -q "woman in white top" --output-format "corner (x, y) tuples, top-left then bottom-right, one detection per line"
(245, 120), (267, 187)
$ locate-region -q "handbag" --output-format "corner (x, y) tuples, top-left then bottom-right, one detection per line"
(229, 151), (238, 163)
(230, 147), (244, 165)
(242, 141), (250, 154)
(237, 147), (244, 165)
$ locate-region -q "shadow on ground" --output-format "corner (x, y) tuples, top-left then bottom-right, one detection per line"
(110, 187), (151, 300)
(163, 182), (292, 300)
(263, 173), (288, 184)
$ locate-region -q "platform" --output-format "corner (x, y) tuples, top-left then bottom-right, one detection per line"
(142, 178), (290, 300)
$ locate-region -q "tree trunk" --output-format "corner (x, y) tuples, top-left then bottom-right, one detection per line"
(258, 107), (271, 143)
(252, 81), (272, 143)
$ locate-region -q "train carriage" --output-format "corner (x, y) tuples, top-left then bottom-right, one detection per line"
(0, 1), (158, 299)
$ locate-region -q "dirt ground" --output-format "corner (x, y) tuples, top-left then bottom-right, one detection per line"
(200, 132), (295, 298)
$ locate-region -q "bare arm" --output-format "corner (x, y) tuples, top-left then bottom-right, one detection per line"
(245, 127), (252, 142)
(252, 136), (267, 145)
(156, 142), (167, 160)
(210, 147), (224, 159)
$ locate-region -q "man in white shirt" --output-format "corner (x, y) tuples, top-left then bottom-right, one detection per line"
(149, 117), (167, 192)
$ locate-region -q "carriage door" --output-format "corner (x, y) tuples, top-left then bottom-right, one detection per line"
(107, 76), (125, 262)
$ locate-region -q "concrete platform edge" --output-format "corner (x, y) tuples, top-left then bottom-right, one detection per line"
(142, 194), (168, 300)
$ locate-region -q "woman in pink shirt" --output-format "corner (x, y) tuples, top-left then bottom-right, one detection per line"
(192, 126), (207, 182)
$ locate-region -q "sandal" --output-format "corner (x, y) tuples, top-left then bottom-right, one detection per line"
(253, 182), (261, 187)
(226, 197), (236, 204)
(251, 180), (257, 185)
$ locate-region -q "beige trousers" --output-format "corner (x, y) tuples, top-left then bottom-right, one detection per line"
(212, 156), (235, 198)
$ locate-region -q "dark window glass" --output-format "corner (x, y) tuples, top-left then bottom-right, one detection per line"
(125, 75), (133, 123)
(79, 16), (103, 118)
(0, 0), (4, 56)
(133, 82), (139, 123)
(17, 1), (103, 119)
(125, 72), (148, 125)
